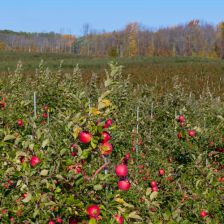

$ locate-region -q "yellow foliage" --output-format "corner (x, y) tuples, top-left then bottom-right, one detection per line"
(98, 99), (111, 110)
(72, 126), (82, 139)
(89, 107), (101, 115)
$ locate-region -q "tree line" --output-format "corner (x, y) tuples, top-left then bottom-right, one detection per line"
(0, 20), (224, 58)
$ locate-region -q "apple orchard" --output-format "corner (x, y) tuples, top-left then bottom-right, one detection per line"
(0, 62), (223, 223)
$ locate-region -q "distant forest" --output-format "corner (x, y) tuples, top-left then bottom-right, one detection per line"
(0, 20), (224, 58)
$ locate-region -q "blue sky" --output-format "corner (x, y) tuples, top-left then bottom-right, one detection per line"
(0, 0), (223, 36)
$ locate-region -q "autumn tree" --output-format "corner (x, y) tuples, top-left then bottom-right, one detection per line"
(125, 23), (139, 57)
(216, 22), (224, 59)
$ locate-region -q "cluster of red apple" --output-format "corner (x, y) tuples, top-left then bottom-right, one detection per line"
(40, 105), (49, 125)
(16, 105), (49, 127)
(78, 118), (125, 223)
(177, 115), (196, 139)
(141, 168), (165, 193)
(177, 115), (210, 219)
(48, 216), (63, 224)
(0, 97), (6, 110)
(115, 158), (131, 191)
(85, 205), (123, 223)
(79, 118), (113, 155)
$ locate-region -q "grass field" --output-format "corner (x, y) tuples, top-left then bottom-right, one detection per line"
(1, 51), (224, 98)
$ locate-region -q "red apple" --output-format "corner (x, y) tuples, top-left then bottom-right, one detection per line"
(0, 101), (6, 109)
(70, 143), (77, 149)
(86, 204), (100, 218)
(138, 165), (144, 169)
(177, 132), (182, 139)
(17, 119), (23, 127)
(115, 164), (128, 177)
(71, 152), (77, 157)
(99, 142), (113, 155)
(56, 217), (63, 223)
(20, 156), (25, 163)
(152, 186), (158, 192)
(2, 209), (7, 215)
(103, 118), (113, 128)
(118, 180), (131, 191)
(180, 122), (185, 127)
(131, 147), (135, 152)
(188, 130), (196, 137)
(159, 169), (165, 176)
(177, 115), (185, 123)
(79, 131), (92, 144)
(114, 214), (123, 224)
(48, 221), (55, 224)
(122, 153), (130, 164)
(124, 153), (130, 160)
(200, 211), (207, 218)
(150, 181), (157, 188)
(101, 131), (111, 143)
(23, 193), (28, 198)
(217, 148), (224, 153)
(42, 112), (48, 118)
(69, 217), (79, 224)
(30, 156), (41, 167)
(43, 105), (49, 111)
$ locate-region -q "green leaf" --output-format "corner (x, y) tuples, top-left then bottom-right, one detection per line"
(90, 139), (97, 149)
(128, 211), (142, 220)
(3, 135), (16, 141)
(33, 208), (40, 218)
(42, 139), (49, 148)
(40, 169), (49, 176)
(55, 187), (61, 193)
(146, 187), (152, 196)
(60, 148), (67, 156)
(88, 218), (96, 224)
(94, 184), (103, 191)
(150, 191), (158, 200)
(105, 78), (113, 87)
(29, 143), (35, 150)
(44, 201), (56, 206)
(80, 149), (91, 159)
(22, 193), (32, 203)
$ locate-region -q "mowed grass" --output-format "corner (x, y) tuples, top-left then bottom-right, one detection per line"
(0, 51), (224, 97)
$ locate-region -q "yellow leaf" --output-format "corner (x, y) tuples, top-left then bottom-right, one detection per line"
(89, 107), (101, 115)
(115, 198), (134, 208)
(117, 206), (126, 213)
(73, 126), (82, 139)
(88, 218), (96, 224)
(115, 198), (125, 203)
(98, 99), (111, 110)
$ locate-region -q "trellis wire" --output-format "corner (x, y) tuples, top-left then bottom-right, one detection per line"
(47, 109), (50, 126)
(149, 102), (154, 142)
(136, 106), (140, 156)
(33, 92), (37, 118)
